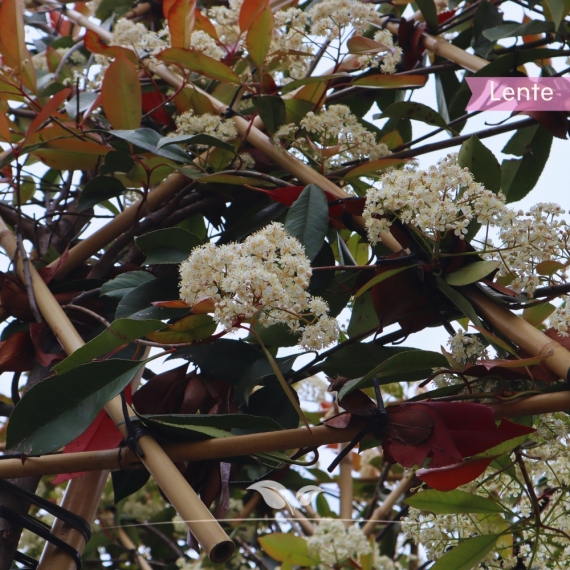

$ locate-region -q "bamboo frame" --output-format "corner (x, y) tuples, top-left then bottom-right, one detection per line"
(0, 217), (235, 564)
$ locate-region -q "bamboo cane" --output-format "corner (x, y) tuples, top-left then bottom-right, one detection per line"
(0, 217), (235, 564)
(339, 444), (353, 527)
(362, 472), (415, 537)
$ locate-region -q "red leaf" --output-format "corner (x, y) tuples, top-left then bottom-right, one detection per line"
(37, 248), (69, 284)
(84, 30), (138, 64)
(25, 88), (71, 140)
(239, 0), (269, 32)
(194, 9), (219, 40)
(417, 457), (495, 491)
(30, 323), (66, 367)
(167, 0), (196, 50)
(0, 331), (35, 373)
(53, 386), (132, 484)
(142, 90), (175, 128)
(382, 402), (534, 469)
(437, 9), (456, 24)
(323, 412), (352, 428)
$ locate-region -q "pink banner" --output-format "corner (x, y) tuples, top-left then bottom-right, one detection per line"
(466, 77), (570, 111)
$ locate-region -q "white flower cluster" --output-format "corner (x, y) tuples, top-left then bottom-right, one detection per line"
(274, 105), (390, 172)
(358, 447), (381, 478)
(403, 413), (570, 569)
(111, 18), (169, 55)
(297, 375), (329, 403)
(207, 0), (244, 46)
(364, 154), (506, 245)
(272, 8), (313, 79)
(307, 518), (371, 567)
(179, 223), (339, 350)
(448, 331), (488, 364)
(549, 297), (570, 336)
(371, 29), (403, 74)
(308, 0), (386, 38)
(484, 203), (570, 297)
(174, 110), (238, 142)
(189, 30), (225, 60)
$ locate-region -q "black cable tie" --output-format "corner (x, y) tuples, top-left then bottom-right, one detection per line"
(0, 505), (82, 569)
(0, 479), (91, 544)
(120, 391), (147, 458)
(222, 107), (240, 119)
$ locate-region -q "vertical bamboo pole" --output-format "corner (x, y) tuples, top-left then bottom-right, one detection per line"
(339, 445), (353, 527)
(0, 217), (235, 567)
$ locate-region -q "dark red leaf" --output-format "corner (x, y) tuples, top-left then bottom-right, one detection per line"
(417, 456), (495, 491)
(142, 90), (175, 128)
(0, 331), (35, 373)
(30, 322), (66, 367)
(37, 248), (69, 284)
(437, 9), (456, 24)
(323, 412), (352, 428)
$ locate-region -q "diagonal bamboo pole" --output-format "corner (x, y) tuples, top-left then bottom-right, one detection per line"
(0, 217), (235, 565)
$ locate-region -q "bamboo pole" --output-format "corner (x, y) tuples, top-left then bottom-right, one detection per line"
(339, 444), (353, 527)
(0, 217), (235, 564)
(38, 350), (149, 570)
(115, 526), (154, 570)
(362, 472), (415, 537)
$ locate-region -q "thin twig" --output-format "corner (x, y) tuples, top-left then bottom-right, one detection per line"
(15, 232), (43, 323)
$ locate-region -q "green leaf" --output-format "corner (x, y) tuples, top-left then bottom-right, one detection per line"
(156, 133), (234, 152)
(436, 278), (484, 329)
(252, 96), (287, 135)
(523, 302), (556, 327)
(140, 413), (282, 442)
(280, 74), (348, 94)
(347, 291), (379, 338)
(284, 184), (329, 260)
(405, 490), (505, 514)
(101, 271), (155, 300)
(475, 433), (531, 458)
(543, 0), (570, 28)
(355, 265), (417, 299)
(430, 534), (499, 570)
(78, 176), (127, 211)
(246, 4), (273, 68)
(458, 136), (502, 193)
(99, 150), (135, 175)
(65, 91), (99, 121)
(482, 20), (554, 41)
(374, 102), (451, 132)
(6, 359), (146, 455)
(145, 314), (216, 344)
(116, 278), (187, 320)
(156, 48), (242, 84)
(501, 125), (552, 203)
(472, 0), (503, 58)
(338, 350), (448, 399)
(284, 98), (314, 124)
(112, 469), (150, 504)
(445, 261), (501, 286)
(55, 319), (165, 374)
(259, 533), (320, 565)
(415, 0), (439, 32)
(110, 128), (191, 164)
(135, 228), (201, 265)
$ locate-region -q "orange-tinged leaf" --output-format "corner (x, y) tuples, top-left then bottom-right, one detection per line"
(347, 35), (394, 54)
(157, 48), (241, 84)
(379, 130), (404, 150)
(0, 113), (11, 143)
(0, 0), (36, 92)
(191, 298), (216, 313)
(102, 52), (142, 130)
(167, 0), (196, 49)
(174, 85), (217, 114)
(239, 0), (269, 32)
(151, 300), (191, 309)
(294, 80), (326, 105)
(146, 314), (217, 344)
(162, 0), (177, 17)
(353, 74), (427, 89)
(194, 9), (219, 40)
(346, 158), (410, 178)
(26, 89), (71, 140)
(84, 30), (138, 64)
(536, 259), (566, 276)
(246, 4), (273, 68)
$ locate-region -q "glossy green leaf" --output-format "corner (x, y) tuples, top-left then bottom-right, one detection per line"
(472, 0), (503, 58)
(338, 350), (448, 398)
(523, 301), (556, 327)
(157, 133), (234, 151)
(259, 533), (320, 565)
(430, 534), (499, 570)
(347, 291), (379, 338)
(458, 136), (502, 194)
(99, 150), (135, 175)
(405, 490), (504, 514)
(475, 433), (531, 458)
(116, 277), (187, 320)
(145, 314), (216, 344)
(78, 176), (127, 211)
(543, 0), (570, 28)
(140, 413), (282, 442)
(54, 319), (165, 374)
(501, 125), (552, 203)
(482, 20), (554, 41)
(110, 128), (191, 164)
(135, 228), (201, 265)
(436, 277), (484, 329)
(246, 4), (273, 68)
(355, 265), (418, 299)
(252, 95), (287, 135)
(6, 359), (146, 455)
(284, 98), (314, 124)
(374, 102), (451, 132)
(284, 184), (329, 260)
(280, 74), (349, 94)
(101, 271), (155, 300)
(156, 47), (241, 84)
(112, 469), (150, 504)
(445, 261), (500, 286)
(415, 0), (439, 32)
